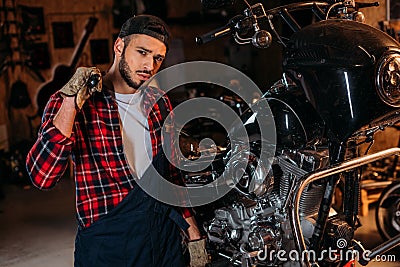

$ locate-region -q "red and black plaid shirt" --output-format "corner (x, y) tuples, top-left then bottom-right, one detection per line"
(26, 86), (192, 228)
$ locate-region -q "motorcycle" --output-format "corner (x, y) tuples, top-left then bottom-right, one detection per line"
(186, 0), (400, 266)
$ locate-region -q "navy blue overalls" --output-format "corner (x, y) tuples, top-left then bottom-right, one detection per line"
(74, 149), (190, 267)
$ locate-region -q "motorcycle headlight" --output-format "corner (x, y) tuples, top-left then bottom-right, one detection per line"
(376, 51), (400, 107)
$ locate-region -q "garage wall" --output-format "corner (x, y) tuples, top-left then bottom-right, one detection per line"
(0, 0), (391, 149)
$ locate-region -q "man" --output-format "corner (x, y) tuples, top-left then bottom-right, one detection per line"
(26, 15), (201, 266)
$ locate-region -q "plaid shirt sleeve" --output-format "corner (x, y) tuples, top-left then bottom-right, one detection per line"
(26, 93), (74, 189)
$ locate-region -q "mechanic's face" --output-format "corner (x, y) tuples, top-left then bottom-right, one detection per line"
(118, 34), (166, 89)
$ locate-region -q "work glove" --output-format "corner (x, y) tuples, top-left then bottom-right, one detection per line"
(59, 67), (102, 110)
(187, 238), (209, 266)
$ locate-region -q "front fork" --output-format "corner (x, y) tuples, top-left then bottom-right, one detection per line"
(343, 141), (362, 228)
(310, 140), (362, 254)
(309, 142), (350, 254)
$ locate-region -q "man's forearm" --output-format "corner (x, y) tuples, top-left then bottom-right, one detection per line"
(185, 216), (201, 241)
(53, 96), (77, 138)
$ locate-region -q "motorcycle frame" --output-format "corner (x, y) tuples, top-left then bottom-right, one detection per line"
(289, 147), (400, 267)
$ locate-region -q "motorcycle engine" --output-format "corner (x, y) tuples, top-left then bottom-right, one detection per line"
(205, 147), (330, 266)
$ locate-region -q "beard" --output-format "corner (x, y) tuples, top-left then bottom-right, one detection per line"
(119, 48), (144, 90)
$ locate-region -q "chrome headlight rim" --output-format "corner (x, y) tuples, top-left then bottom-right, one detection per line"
(376, 50), (400, 107)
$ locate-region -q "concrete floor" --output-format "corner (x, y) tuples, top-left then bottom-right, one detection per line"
(0, 178), (399, 267)
(0, 179), (76, 267)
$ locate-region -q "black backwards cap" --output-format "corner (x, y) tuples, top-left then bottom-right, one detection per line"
(118, 15), (170, 50)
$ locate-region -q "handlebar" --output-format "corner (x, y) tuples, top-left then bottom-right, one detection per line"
(196, 0), (380, 48)
(195, 24), (231, 45)
(195, 15), (245, 45)
(355, 1), (379, 9)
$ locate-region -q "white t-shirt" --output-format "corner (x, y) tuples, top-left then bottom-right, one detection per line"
(115, 92), (152, 179)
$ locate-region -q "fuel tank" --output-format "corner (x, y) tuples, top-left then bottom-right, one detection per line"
(238, 83), (326, 150)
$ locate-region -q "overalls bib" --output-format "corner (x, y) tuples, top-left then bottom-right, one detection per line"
(74, 150), (190, 267)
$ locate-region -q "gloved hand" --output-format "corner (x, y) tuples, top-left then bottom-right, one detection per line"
(187, 238), (209, 266)
(59, 67), (102, 109)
